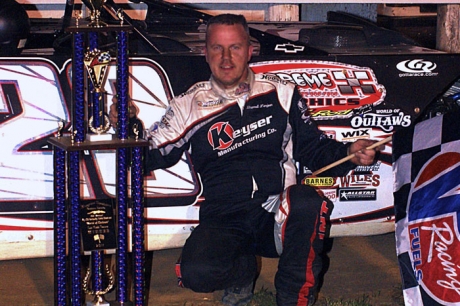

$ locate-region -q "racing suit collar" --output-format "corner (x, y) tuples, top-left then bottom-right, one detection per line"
(210, 69), (255, 100)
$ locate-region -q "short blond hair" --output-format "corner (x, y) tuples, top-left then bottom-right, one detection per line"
(205, 14), (250, 45)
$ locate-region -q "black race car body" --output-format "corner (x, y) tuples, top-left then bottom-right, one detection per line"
(1, 0), (459, 260)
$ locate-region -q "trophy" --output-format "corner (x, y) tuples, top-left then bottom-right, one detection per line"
(87, 0), (107, 28)
(84, 48), (112, 141)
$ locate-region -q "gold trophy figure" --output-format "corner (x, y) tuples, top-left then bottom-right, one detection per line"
(83, 263), (114, 306)
(84, 49), (112, 141)
(133, 123), (139, 141)
(56, 120), (65, 138)
(87, 0), (107, 28)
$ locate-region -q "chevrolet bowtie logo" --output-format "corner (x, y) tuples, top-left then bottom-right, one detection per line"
(274, 43), (305, 54)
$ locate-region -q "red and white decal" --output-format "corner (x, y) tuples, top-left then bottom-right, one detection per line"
(250, 60), (386, 120)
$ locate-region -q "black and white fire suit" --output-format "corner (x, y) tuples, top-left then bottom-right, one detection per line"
(143, 70), (355, 305)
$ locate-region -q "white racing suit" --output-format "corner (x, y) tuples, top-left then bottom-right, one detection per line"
(144, 70), (354, 305)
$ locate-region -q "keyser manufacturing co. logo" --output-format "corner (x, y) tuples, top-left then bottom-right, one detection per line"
(207, 116), (273, 156)
(407, 152), (460, 304)
(250, 60), (386, 120)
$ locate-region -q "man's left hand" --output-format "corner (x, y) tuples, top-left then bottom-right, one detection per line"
(348, 139), (384, 166)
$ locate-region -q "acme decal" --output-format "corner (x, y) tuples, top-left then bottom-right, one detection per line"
(250, 60), (386, 120)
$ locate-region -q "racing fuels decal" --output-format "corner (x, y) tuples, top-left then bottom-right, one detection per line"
(407, 152), (460, 304)
(396, 59), (439, 78)
(250, 60), (386, 120)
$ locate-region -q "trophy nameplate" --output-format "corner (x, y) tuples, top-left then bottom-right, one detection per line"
(80, 200), (116, 251)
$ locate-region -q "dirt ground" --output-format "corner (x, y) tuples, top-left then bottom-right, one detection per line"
(0, 232), (403, 305)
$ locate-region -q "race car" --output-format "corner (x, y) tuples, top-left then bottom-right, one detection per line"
(1, 0), (460, 260)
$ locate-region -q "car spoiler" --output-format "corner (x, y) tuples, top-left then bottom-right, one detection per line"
(73, 0), (328, 56)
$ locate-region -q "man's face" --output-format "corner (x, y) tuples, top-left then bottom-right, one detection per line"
(205, 23), (254, 89)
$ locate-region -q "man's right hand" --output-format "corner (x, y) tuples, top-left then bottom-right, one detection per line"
(108, 102), (118, 129)
(108, 97), (138, 130)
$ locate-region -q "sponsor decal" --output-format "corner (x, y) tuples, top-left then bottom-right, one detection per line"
(375, 108), (400, 114)
(303, 176), (335, 187)
(197, 99), (223, 108)
(338, 174), (381, 188)
(302, 166), (312, 176)
(323, 130), (336, 140)
(323, 190), (338, 201)
(350, 111), (411, 132)
(207, 116), (275, 156)
(179, 82), (206, 98)
(396, 59), (439, 77)
(408, 215), (460, 287)
(353, 161), (382, 172)
(250, 60), (386, 120)
(246, 103), (273, 110)
(260, 74), (288, 84)
(353, 104), (373, 115)
(297, 98), (313, 124)
(340, 128), (371, 141)
(274, 43), (305, 54)
(207, 122), (235, 150)
(235, 82), (250, 95)
(310, 109), (353, 119)
(318, 200), (330, 239)
(158, 107), (174, 129)
(338, 188), (377, 201)
(406, 152), (460, 303)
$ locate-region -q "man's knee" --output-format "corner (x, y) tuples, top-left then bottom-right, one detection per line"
(178, 260), (217, 293)
(179, 254), (255, 293)
(285, 185), (333, 240)
(287, 184), (333, 216)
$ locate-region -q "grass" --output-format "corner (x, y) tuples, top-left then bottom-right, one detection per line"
(319, 295), (375, 306)
(248, 287), (404, 306)
(249, 287), (276, 306)
(180, 285), (404, 306)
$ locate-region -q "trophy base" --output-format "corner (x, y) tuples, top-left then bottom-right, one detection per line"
(110, 301), (134, 306)
(86, 296), (110, 306)
(86, 300), (110, 306)
(87, 133), (113, 142)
